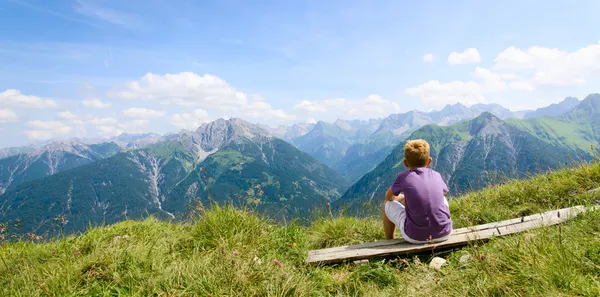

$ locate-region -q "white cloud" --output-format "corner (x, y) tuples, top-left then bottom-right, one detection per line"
(423, 54), (435, 63)
(25, 121), (72, 140)
(170, 109), (211, 130)
(57, 111), (78, 120)
(500, 73), (522, 80)
(0, 89), (58, 109)
(0, 109), (18, 123)
(405, 67), (510, 108)
(493, 42), (600, 86)
(242, 100), (296, 121)
(122, 107), (165, 119)
(95, 120), (149, 137)
(81, 98), (112, 108)
(294, 95), (401, 121)
(448, 48), (482, 65)
(471, 67), (507, 92)
(508, 81), (536, 92)
(87, 117), (119, 126)
(405, 80), (486, 107)
(109, 72), (295, 123)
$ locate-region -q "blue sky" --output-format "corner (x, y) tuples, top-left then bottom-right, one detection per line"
(1, 0), (600, 147)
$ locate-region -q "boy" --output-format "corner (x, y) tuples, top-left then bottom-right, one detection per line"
(382, 139), (452, 243)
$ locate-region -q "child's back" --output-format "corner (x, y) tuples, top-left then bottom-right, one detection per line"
(383, 139), (452, 243)
(391, 167), (452, 241)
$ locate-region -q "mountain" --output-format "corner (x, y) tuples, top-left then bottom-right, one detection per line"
(264, 123), (316, 141)
(109, 132), (162, 149)
(524, 97), (580, 119)
(292, 121), (362, 167)
(0, 141), (121, 195)
(0, 145), (36, 159)
(290, 103), (526, 183)
(336, 112), (575, 210)
(0, 118), (349, 236)
(332, 111), (432, 181)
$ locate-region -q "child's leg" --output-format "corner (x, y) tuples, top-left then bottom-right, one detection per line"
(383, 194), (406, 240)
(382, 201), (396, 239)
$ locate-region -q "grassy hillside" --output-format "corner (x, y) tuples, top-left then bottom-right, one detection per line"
(2, 161), (600, 296)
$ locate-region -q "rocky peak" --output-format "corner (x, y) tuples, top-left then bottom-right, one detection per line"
(468, 112), (505, 136)
(576, 93), (600, 112)
(193, 118), (272, 152)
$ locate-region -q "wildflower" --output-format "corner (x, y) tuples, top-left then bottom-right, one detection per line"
(490, 185), (495, 189)
(233, 250), (239, 256)
(51, 250), (57, 255)
(502, 182), (505, 185)
(594, 199), (599, 204)
(523, 186), (526, 191)
(273, 259), (282, 266)
(253, 256), (262, 265)
(73, 251), (80, 257)
(541, 199), (547, 203)
(292, 242), (297, 247)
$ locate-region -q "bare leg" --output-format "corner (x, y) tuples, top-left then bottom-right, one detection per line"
(383, 201), (396, 239)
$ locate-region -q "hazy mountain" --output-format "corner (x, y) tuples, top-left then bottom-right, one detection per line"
(0, 145), (36, 159)
(524, 97), (580, 119)
(264, 123), (316, 141)
(0, 140), (122, 195)
(0, 118), (348, 236)
(291, 103), (529, 182)
(337, 112), (575, 210)
(109, 133), (163, 149)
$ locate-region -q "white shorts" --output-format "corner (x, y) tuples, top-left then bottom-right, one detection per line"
(384, 197), (451, 244)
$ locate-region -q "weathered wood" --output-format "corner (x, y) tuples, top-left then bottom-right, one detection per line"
(309, 206), (574, 257)
(307, 205), (597, 265)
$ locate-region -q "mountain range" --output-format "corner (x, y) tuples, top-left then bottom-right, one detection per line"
(270, 97), (580, 182)
(0, 119), (348, 236)
(0, 141), (121, 195)
(336, 94), (600, 211)
(0, 95), (597, 237)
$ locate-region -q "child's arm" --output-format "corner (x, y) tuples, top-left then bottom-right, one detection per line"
(386, 188), (405, 204)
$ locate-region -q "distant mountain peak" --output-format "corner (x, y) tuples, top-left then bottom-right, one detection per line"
(469, 112), (504, 135)
(524, 96), (581, 119)
(578, 93), (600, 109)
(563, 96), (579, 104)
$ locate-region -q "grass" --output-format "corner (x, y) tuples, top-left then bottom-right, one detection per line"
(2, 162), (600, 296)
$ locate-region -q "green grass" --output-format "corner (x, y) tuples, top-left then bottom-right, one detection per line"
(506, 117), (596, 150)
(2, 162), (600, 296)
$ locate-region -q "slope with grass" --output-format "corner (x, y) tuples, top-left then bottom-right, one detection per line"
(507, 93), (600, 153)
(1, 161), (599, 296)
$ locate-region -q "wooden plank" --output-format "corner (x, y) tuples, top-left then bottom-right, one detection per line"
(309, 206), (574, 257)
(307, 206), (596, 265)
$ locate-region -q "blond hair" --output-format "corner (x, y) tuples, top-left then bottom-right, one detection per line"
(404, 139), (430, 168)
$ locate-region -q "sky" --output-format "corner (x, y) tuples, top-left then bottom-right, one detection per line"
(1, 0), (600, 147)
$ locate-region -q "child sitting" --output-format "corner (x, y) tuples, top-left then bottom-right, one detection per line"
(382, 139), (452, 243)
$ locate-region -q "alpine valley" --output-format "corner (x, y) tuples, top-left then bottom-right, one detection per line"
(1, 95), (598, 237)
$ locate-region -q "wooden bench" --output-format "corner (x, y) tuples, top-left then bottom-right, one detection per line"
(307, 205), (599, 265)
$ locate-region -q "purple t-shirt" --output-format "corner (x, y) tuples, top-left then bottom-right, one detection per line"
(391, 167), (452, 241)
